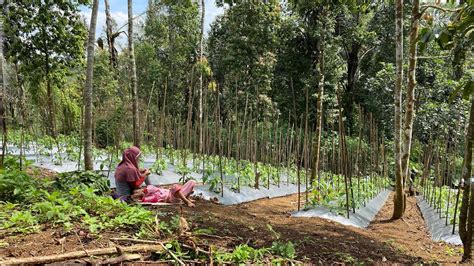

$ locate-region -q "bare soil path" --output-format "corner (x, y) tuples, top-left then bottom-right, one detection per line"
(172, 191), (461, 264)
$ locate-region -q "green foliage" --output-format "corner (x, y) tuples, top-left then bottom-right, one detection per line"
(5, 0), (87, 136)
(213, 241), (297, 263)
(95, 107), (125, 148)
(424, 181), (458, 225)
(70, 186), (155, 233)
(2, 155), (32, 170)
(0, 169), (39, 203)
(151, 157), (168, 175)
(176, 160), (192, 177)
(0, 168), (160, 237)
(141, 0), (200, 116)
(95, 119), (115, 148)
(5, 1), (88, 69)
(214, 244), (269, 264)
(32, 191), (87, 228)
(53, 171), (110, 195)
(209, 1), (281, 118)
(336, 252), (358, 264)
(193, 227), (216, 235)
(0, 210), (40, 234)
(266, 223), (281, 239)
(309, 172), (389, 215)
(270, 241), (296, 260)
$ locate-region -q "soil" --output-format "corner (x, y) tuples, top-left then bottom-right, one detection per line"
(170, 192), (461, 264)
(0, 191), (463, 264)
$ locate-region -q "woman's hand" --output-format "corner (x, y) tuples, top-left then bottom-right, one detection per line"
(140, 168), (151, 176)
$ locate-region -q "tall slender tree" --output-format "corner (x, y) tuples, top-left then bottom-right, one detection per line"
(198, 0), (205, 154)
(0, 4), (6, 168)
(459, 96), (474, 261)
(311, 33), (324, 185)
(392, 0), (405, 219)
(128, 0), (140, 147)
(401, 0), (420, 191)
(83, 0), (99, 171)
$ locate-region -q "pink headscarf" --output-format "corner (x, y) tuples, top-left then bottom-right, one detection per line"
(115, 146), (141, 182)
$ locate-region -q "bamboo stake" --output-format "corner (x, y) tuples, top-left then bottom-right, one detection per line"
(296, 116), (304, 211)
(287, 123), (294, 186)
(276, 123), (283, 187)
(337, 89), (352, 217)
(355, 105), (363, 204)
(254, 117), (259, 189)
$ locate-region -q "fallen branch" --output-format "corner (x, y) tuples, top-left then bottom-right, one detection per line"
(97, 253), (142, 264)
(74, 230), (89, 256)
(181, 243), (211, 255)
(160, 243), (185, 266)
(110, 238), (163, 245)
(111, 238), (211, 255)
(196, 233), (237, 240)
(0, 244), (163, 265)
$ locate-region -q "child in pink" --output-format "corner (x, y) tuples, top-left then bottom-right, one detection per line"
(132, 180), (196, 207)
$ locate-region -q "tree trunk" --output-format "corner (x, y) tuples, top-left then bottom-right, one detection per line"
(421, 142), (433, 187)
(128, 0), (140, 148)
(343, 11), (361, 132)
(401, 0), (420, 188)
(337, 89), (352, 218)
(344, 41), (360, 131)
(198, 0), (205, 154)
(83, 0), (99, 171)
(460, 96), (474, 261)
(304, 85), (309, 193)
(311, 45), (324, 186)
(45, 60), (57, 138)
(0, 93), (5, 169)
(104, 0), (117, 69)
(0, 13), (6, 168)
(392, 0), (405, 220)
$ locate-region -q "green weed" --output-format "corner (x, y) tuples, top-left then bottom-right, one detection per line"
(214, 244), (269, 264)
(271, 241), (296, 260)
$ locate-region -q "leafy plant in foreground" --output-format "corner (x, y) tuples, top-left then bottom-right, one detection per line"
(54, 171), (110, 195)
(271, 241), (296, 260)
(0, 169), (39, 203)
(214, 244), (269, 264)
(0, 210), (39, 233)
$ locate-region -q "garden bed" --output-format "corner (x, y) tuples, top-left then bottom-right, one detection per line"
(416, 196), (462, 246)
(291, 189), (391, 228)
(194, 183), (307, 205)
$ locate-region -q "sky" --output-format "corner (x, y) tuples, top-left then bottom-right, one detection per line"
(80, 0), (224, 49)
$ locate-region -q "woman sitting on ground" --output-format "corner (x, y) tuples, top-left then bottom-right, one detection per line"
(114, 146), (151, 201)
(131, 180), (196, 208)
